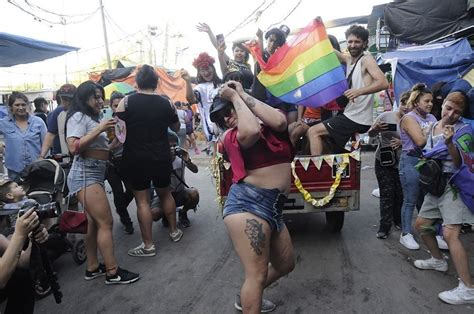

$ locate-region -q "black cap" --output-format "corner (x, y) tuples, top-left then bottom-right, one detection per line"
(57, 83), (77, 99)
(209, 97), (231, 123)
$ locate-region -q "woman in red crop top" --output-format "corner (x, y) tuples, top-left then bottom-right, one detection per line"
(210, 80), (295, 313)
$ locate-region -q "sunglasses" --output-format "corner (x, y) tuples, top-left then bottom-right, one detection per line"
(214, 106), (233, 122)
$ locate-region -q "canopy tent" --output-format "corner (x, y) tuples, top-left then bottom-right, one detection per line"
(377, 38), (474, 104)
(0, 32), (79, 67)
(384, 0), (473, 45)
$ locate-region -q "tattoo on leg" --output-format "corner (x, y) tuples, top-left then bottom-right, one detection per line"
(244, 219), (265, 255)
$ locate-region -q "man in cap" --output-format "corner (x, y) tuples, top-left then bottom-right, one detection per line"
(39, 84), (76, 159)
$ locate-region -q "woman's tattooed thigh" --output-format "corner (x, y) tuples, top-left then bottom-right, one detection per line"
(245, 219), (265, 255)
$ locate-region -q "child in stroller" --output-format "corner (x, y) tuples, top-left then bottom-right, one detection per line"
(10, 159), (86, 297)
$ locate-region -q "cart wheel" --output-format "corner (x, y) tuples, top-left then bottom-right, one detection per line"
(326, 211), (345, 232)
(72, 239), (87, 265)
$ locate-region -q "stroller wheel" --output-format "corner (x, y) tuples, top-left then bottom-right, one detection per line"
(72, 239), (87, 265)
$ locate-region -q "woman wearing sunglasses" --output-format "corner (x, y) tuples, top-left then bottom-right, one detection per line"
(210, 80), (295, 313)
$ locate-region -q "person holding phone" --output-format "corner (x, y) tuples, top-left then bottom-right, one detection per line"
(66, 81), (139, 284)
(196, 23), (253, 89)
(368, 91), (410, 239)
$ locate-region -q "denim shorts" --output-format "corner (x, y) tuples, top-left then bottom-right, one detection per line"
(67, 156), (107, 196)
(223, 182), (287, 232)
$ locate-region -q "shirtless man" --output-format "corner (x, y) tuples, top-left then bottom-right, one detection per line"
(307, 25), (388, 155)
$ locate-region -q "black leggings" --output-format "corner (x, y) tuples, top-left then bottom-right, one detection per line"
(106, 159), (134, 225)
(375, 159), (403, 232)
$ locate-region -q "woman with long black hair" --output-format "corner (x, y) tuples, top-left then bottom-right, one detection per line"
(66, 81), (139, 284)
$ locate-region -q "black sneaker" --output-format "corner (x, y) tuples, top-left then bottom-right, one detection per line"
(124, 222), (134, 235)
(105, 267), (140, 285)
(234, 294), (276, 313)
(179, 211), (190, 228)
(376, 230), (389, 239)
(84, 263), (106, 280)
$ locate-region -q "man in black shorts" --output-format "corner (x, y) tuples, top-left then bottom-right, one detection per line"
(307, 25), (388, 154)
(150, 133), (199, 228)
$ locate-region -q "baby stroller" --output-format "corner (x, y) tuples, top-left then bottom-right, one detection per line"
(17, 159), (86, 265)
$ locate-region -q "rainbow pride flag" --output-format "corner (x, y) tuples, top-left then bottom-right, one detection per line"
(246, 18), (347, 108)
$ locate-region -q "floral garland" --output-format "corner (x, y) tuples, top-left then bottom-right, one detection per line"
(291, 154), (350, 207)
(209, 152), (226, 211)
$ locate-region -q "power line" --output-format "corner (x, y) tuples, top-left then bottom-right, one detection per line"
(23, 0), (99, 18)
(265, 0), (303, 31)
(225, 0), (271, 37)
(104, 9), (130, 39)
(7, 0), (99, 25)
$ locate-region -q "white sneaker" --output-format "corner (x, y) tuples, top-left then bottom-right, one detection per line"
(436, 235), (449, 250)
(400, 233), (420, 250)
(414, 256), (448, 272)
(439, 279), (474, 305)
(371, 188), (380, 198)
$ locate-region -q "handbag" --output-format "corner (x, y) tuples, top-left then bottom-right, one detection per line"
(59, 210), (88, 234)
(418, 158), (447, 197)
(335, 54), (364, 108)
(380, 146), (397, 167)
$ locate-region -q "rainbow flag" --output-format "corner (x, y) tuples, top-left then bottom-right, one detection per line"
(246, 18), (347, 108)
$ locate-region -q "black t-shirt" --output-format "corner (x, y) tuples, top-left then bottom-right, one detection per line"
(116, 93), (178, 173)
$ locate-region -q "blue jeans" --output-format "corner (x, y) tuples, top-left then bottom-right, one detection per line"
(398, 152), (420, 234)
(67, 156), (107, 196)
(223, 182), (286, 231)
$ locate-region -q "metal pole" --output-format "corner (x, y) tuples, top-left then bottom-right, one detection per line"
(99, 0), (112, 70)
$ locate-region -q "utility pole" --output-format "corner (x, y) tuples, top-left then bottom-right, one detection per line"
(162, 22), (169, 67)
(99, 0), (112, 70)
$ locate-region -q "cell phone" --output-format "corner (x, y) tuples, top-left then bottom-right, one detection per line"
(101, 108), (113, 120)
(386, 123), (397, 131)
(216, 34), (225, 45)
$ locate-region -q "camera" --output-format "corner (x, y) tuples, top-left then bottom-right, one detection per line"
(171, 146), (184, 157)
(18, 201), (59, 220)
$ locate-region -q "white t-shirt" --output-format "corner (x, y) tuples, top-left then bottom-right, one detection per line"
(194, 82), (220, 141)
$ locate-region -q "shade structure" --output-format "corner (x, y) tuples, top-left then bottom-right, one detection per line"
(0, 32), (79, 67)
(246, 18), (347, 108)
(104, 82), (135, 99)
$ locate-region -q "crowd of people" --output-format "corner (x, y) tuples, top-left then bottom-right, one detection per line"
(0, 21), (472, 313)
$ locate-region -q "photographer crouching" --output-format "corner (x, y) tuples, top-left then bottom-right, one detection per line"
(0, 181), (49, 313)
(151, 131), (199, 229)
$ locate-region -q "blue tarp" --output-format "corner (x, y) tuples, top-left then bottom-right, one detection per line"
(0, 32), (79, 67)
(378, 38), (474, 103)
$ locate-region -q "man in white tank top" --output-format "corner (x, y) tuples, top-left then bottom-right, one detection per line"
(307, 25), (388, 155)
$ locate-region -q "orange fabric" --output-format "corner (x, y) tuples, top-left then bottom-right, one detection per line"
(89, 66), (188, 104)
(303, 107), (321, 120)
(88, 72), (103, 83)
(155, 67), (188, 103)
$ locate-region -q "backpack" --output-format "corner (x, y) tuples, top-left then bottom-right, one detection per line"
(418, 159), (447, 197)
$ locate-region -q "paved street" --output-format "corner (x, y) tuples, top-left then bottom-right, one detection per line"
(35, 151), (474, 313)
